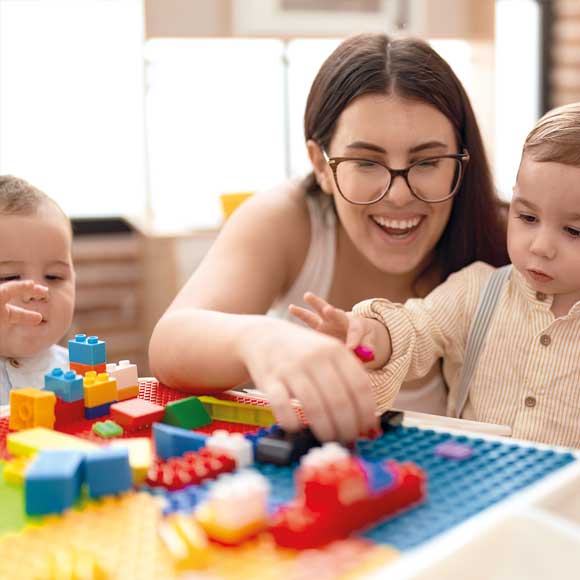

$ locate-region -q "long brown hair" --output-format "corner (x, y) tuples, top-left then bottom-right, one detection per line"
(303, 34), (508, 281)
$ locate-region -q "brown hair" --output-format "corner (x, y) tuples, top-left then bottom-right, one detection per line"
(303, 34), (508, 281)
(523, 102), (580, 166)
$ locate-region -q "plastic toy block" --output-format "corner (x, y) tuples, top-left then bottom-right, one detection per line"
(69, 360), (106, 375)
(0, 462), (28, 535)
(158, 513), (210, 571)
(9, 388), (56, 431)
(198, 395), (276, 427)
(269, 443), (425, 549)
(92, 419), (124, 438)
(25, 449), (85, 515)
(45, 548), (109, 580)
(153, 423), (209, 461)
(163, 397), (212, 429)
(54, 397), (85, 428)
(44, 368), (84, 402)
(83, 371), (118, 407)
(7, 427), (97, 457)
(2, 455), (31, 485)
(206, 429), (254, 468)
(84, 401), (113, 420)
(434, 440), (474, 460)
(105, 360), (138, 398)
(85, 447), (133, 499)
(146, 448), (236, 491)
(379, 410), (404, 432)
(196, 470), (270, 545)
(68, 333), (107, 366)
(110, 398), (165, 430)
(111, 437), (152, 485)
(255, 426), (321, 466)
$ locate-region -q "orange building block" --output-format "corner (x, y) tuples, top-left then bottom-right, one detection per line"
(9, 388), (56, 431)
(83, 372), (118, 408)
(70, 361), (106, 375)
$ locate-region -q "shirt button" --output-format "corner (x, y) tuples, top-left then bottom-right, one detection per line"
(536, 292), (547, 301)
(525, 396), (536, 408)
(540, 334), (551, 346)
(9, 358), (21, 368)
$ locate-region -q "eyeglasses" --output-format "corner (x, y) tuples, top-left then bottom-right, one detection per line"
(322, 148), (470, 205)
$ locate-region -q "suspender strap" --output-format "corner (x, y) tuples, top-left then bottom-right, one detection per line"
(454, 265), (512, 418)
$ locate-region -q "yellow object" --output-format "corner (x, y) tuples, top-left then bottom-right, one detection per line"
(83, 372), (118, 408)
(117, 384), (139, 401)
(110, 438), (151, 485)
(7, 427), (97, 457)
(220, 192), (254, 221)
(195, 502), (267, 545)
(2, 456), (31, 485)
(198, 396), (275, 427)
(9, 388), (56, 431)
(158, 513), (209, 571)
(49, 547), (108, 580)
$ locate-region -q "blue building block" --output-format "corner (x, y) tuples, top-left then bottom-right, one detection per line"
(361, 459), (394, 493)
(153, 423), (208, 460)
(85, 447), (132, 499)
(84, 401), (114, 419)
(68, 333), (106, 366)
(25, 449), (85, 516)
(44, 368), (84, 402)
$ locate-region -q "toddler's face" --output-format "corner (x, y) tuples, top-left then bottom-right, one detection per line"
(0, 202), (75, 358)
(508, 155), (580, 309)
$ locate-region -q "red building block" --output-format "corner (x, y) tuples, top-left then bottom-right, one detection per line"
(54, 397), (86, 429)
(110, 399), (165, 430)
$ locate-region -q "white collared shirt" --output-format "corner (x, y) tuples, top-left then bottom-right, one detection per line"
(0, 344), (69, 405)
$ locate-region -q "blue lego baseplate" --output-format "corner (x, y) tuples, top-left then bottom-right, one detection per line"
(148, 425), (576, 551)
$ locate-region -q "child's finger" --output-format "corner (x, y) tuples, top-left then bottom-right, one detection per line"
(322, 304), (348, 327)
(303, 292), (333, 317)
(288, 304), (323, 330)
(5, 304), (43, 325)
(0, 280), (48, 305)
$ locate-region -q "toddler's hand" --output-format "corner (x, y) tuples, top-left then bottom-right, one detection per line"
(0, 280), (48, 326)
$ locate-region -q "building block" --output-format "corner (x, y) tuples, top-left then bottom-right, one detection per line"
(83, 371), (118, 408)
(68, 333), (106, 366)
(54, 397), (85, 428)
(146, 448), (236, 491)
(69, 360), (106, 375)
(198, 395), (276, 427)
(44, 368), (84, 403)
(85, 447), (133, 499)
(9, 388), (56, 431)
(106, 360), (139, 400)
(84, 401), (113, 420)
(163, 396), (212, 429)
(255, 426), (322, 466)
(7, 427), (97, 457)
(111, 437), (152, 485)
(25, 449), (85, 515)
(158, 513), (210, 571)
(153, 423), (208, 460)
(2, 455), (31, 485)
(92, 419), (124, 438)
(196, 470), (271, 545)
(110, 398), (165, 430)
(206, 429), (254, 468)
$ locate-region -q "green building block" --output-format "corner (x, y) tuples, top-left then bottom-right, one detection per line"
(162, 397), (212, 429)
(198, 396), (275, 427)
(92, 420), (124, 438)
(0, 462), (27, 535)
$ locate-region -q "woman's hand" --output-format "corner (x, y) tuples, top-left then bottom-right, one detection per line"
(237, 317), (379, 443)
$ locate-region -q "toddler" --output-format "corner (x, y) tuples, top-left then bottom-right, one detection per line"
(0, 176), (75, 405)
(291, 103), (580, 447)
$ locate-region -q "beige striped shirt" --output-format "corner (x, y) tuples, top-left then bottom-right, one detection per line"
(353, 261), (580, 447)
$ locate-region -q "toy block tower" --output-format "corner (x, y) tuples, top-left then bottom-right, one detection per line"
(68, 334), (107, 375)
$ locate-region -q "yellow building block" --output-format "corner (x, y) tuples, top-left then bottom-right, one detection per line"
(117, 384), (139, 401)
(9, 388), (56, 431)
(83, 372), (118, 408)
(198, 396), (275, 427)
(110, 438), (151, 485)
(159, 513), (209, 571)
(7, 427), (97, 457)
(2, 455), (31, 485)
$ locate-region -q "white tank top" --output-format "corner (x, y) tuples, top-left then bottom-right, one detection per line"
(269, 194), (448, 416)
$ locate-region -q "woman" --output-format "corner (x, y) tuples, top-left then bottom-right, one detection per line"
(149, 34), (508, 442)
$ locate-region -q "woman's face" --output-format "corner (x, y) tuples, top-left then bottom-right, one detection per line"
(319, 93), (458, 276)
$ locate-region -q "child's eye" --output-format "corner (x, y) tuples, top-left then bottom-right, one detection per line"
(0, 275), (20, 282)
(565, 226), (580, 238)
(45, 275), (64, 282)
(517, 213), (537, 224)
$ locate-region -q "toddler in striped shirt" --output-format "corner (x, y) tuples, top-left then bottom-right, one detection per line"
(291, 103), (580, 447)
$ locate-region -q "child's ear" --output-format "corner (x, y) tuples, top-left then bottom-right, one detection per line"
(306, 140), (333, 194)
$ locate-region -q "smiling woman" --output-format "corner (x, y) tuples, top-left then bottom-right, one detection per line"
(149, 34), (509, 443)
